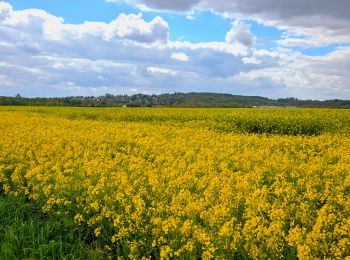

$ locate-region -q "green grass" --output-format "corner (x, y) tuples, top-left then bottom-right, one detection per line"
(0, 195), (109, 260)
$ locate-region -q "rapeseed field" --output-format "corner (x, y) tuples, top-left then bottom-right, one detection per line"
(0, 107), (349, 259)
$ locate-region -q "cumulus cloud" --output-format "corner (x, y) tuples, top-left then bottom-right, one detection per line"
(225, 22), (255, 47)
(147, 66), (177, 75)
(0, 1), (11, 21)
(1, 2), (350, 99)
(110, 0), (350, 24)
(104, 13), (168, 43)
(111, 0), (350, 47)
(236, 46), (350, 99)
(171, 52), (189, 61)
(107, 0), (200, 11)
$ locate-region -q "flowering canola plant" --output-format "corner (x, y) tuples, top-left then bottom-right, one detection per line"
(0, 107), (349, 259)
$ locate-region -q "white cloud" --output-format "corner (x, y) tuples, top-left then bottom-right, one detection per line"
(110, 0), (350, 47)
(104, 13), (168, 43)
(0, 1), (11, 22)
(0, 2), (350, 99)
(169, 40), (248, 56)
(225, 22), (255, 47)
(242, 56), (261, 65)
(147, 66), (177, 75)
(236, 46), (350, 99)
(171, 52), (189, 61)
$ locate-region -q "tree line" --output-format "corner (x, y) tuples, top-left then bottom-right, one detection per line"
(1, 93), (349, 108)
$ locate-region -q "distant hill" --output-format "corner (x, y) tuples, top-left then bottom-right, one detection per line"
(1, 92), (349, 108)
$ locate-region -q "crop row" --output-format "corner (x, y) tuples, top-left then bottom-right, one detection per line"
(1, 106), (349, 136)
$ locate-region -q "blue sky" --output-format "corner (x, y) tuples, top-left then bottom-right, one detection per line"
(5, 0), (135, 24)
(1, 0), (350, 99)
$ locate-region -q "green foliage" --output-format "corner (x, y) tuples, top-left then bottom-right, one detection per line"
(1, 92), (350, 108)
(213, 110), (345, 135)
(0, 195), (109, 260)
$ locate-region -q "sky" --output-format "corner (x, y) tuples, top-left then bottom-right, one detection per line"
(0, 0), (350, 99)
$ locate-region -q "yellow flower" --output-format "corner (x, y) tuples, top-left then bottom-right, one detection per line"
(94, 227), (101, 237)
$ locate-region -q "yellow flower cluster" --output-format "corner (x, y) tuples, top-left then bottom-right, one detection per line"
(0, 107), (349, 259)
